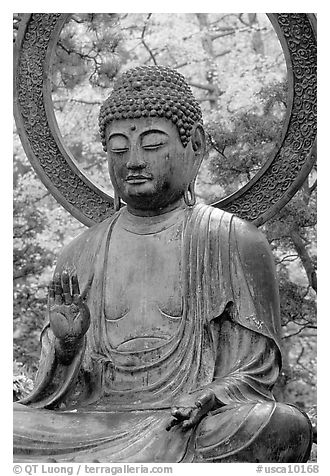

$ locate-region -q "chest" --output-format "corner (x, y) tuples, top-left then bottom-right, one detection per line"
(105, 222), (183, 319)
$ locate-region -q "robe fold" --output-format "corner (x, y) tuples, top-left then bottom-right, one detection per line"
(14, 204), (284, 462)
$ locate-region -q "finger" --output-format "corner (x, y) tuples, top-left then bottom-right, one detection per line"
(171, 406), (192, 420)
(166, 418), (180, 431)
(171, 407), (184, 419)
(178, 407), (192, 419)
(61, 271), (71, 294)
(53, 273), (63, 305)
(71, 274), (80, 304)
(61, 271), (72, 305)
(171, 406), (178, 416)
(195, 390), (215, 410)
(181, 408), (200, 430)
(195, 394), (210, 408)
(48, 282), (55, 306)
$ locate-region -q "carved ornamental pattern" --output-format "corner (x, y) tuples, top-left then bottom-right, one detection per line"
(214, 14), (317, 225)
(14, 14), (316, 227)
(14, 14), (113, 227)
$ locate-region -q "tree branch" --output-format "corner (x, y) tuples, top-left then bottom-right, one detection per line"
(283, 324), (317, 339)
(277, 254), (299, 264)
(53, 98), (103, 106)
(309, 179), (317, 195)
(209, 30), (236, 40)
(214, 49), (231, 58)
(141, 14), (157, 66)
(189, 81), (216, 92)
(290, 229), (317, 292)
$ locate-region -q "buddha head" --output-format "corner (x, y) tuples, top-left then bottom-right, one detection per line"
(99, 65), (206, 214)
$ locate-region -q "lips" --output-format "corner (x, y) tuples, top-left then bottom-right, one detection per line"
(126, 175), (152, 184)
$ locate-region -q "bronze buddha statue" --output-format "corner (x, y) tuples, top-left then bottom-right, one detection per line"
(14, 65), (312, 463)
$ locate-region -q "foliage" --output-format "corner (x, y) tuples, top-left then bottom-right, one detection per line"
(13, 14), (316, 422)
(13, 362), (33, 401)
(206, 79), (316, 410)
(13, 134), (85, 374)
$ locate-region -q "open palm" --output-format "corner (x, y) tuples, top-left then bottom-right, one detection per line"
(48, 271), (90, 342)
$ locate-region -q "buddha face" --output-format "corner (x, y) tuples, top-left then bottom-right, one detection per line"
(106, 117), (203, 214)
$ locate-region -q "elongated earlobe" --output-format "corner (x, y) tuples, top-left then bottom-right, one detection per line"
(114, 191), (121, 212)
(184, 182), (196, 207)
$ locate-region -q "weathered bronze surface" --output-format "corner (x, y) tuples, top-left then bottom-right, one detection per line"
(13, 14), (316, 227)
(14, 64), (313, 463)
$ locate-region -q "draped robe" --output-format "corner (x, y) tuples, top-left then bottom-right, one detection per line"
(14, 204), (303, 463)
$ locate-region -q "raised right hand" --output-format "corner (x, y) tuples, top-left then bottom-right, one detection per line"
(48, 271), (90, 343)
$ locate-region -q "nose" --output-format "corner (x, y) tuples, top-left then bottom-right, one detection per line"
(126, 145), (146, 170)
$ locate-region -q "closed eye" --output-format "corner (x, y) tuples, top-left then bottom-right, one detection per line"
(141, 130), (168, 150)
(108, 133), (129, 153)
(142, 143), (165, 150)
(110, 147), (129, 153)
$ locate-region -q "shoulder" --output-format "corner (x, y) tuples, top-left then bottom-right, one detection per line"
(191, 203), (233, 228)
(62, 216), (111, 253)
(56, 212), (119, 270)
(229, 214), (276, 275)
(197, 204), (273, 264)
(231, 214), (270, 250)
(193, 204), (261, 241)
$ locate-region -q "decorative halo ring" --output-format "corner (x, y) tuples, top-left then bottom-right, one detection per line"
(14, 14), (316, 227)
